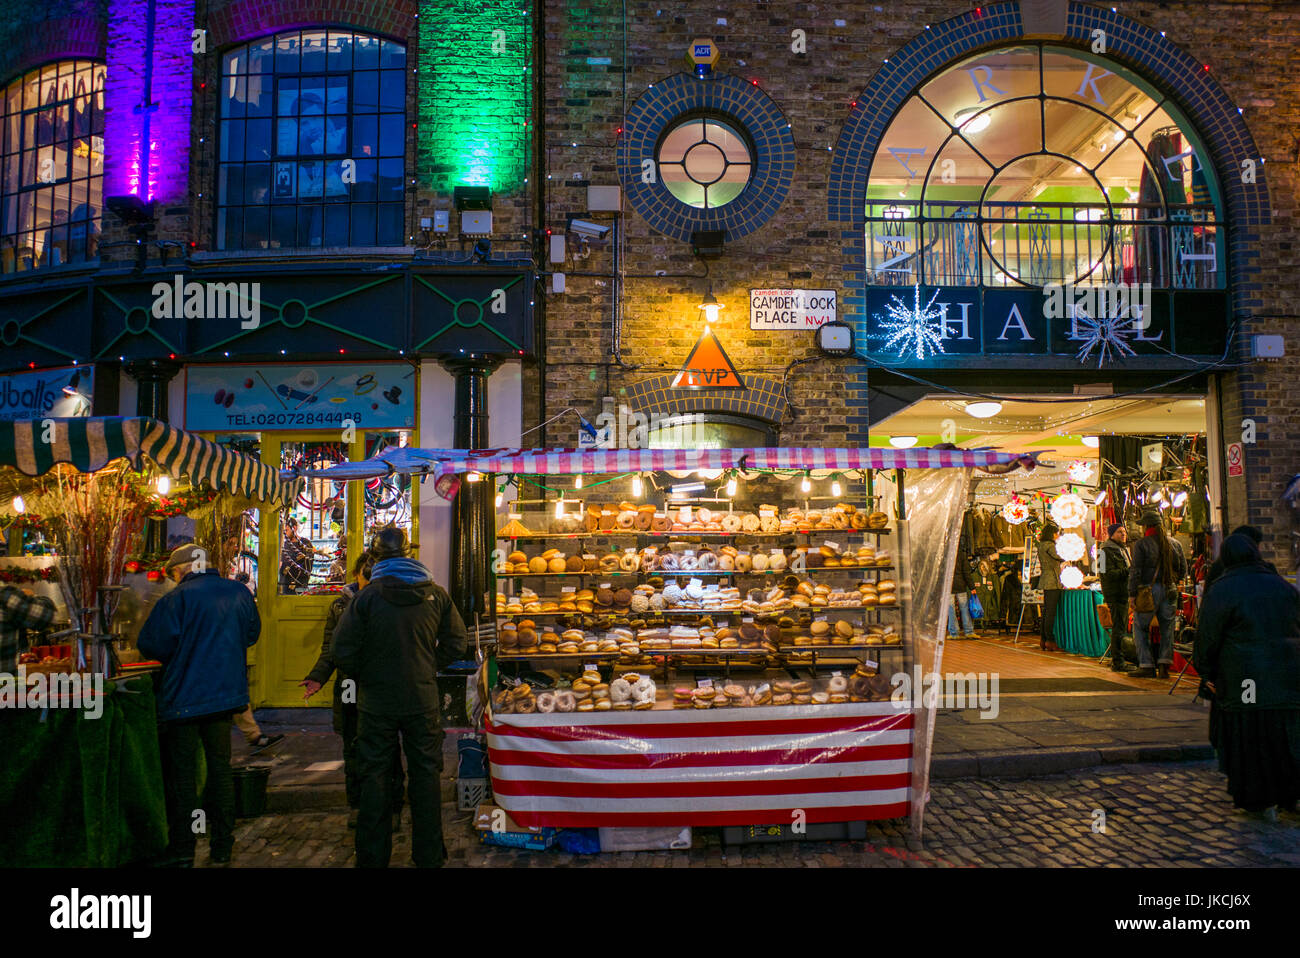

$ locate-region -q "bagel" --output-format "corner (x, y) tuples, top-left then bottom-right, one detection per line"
(633, 511), (653, 531)
(619, 552), (641, 572)
(599, 554), (621, 572)
(720, 514), (742, 533)
(536, 691), (557, 713)
(740, 514), (761, 533)
(650, 515), (672, 533)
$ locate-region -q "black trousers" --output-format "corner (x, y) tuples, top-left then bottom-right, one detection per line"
(1103, 591), (1129, 665)
(356, 710), (444, 868)
(1041, 588), (1062, 646)
(340, 702), (405, 812)
(158, 712), (235, 864)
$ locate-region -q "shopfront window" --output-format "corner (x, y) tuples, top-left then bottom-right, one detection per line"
(0, 60), (105, 273)
(865, 45), (1223, 289)
(217, 29), (407, 250)
(648, 414), (774, 449)
(361, 430), (413, 547)
(279, 440), (348, 594)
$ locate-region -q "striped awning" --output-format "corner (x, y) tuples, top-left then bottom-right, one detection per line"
(0, 417), (300, 505)
(284, 445), (1039, 481)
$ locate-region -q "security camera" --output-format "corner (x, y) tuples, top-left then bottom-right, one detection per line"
(568, 219), (611, 239)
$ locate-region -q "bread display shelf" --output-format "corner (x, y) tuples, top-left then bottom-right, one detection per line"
(498, 567), (895, 578)
(497, 648), (775, 660)
(779, 642), (902, 652)
(496, 605), (901, 618)
(497, 529), (891, 540)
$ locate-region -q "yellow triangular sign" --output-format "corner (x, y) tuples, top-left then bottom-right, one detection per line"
(671, 327), (745, 389)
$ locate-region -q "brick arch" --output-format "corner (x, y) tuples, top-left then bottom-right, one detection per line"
(206, 0), (417, 47)
(625, 373), (785, 424)
(0, 18), (106, 85)
(828, 1), (1270, 231)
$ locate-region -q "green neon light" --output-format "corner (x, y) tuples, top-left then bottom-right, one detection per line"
(418, 0), (532, 193)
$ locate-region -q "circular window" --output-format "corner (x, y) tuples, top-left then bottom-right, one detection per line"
(657, 117), (753, 209)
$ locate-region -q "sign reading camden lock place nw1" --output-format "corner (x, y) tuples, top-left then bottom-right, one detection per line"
(863, 281), (1227, 366)
(749, 289), (837, 330)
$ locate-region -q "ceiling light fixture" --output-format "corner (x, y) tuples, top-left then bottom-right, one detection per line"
(964, 401), (1003, 419)
(888, 435), (918, 448)
(1081, 435), (1100, 448)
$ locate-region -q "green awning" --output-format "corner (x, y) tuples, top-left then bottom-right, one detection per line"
(0, 417), (299, 505)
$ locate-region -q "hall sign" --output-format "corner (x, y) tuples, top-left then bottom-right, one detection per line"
(750, 289), (836, 330)
(863, 285), (1227, 366)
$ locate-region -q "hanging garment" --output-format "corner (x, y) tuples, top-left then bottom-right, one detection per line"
(991, 513), (1011, 550)
(971, 508), (997, 554)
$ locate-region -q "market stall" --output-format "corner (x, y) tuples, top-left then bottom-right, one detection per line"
(300, 445), (1037, 839)
(0, 416), (300, 867)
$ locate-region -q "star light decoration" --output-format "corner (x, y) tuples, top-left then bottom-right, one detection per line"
(877, 284), (947, 360)
(1075, 313), (1136, 368)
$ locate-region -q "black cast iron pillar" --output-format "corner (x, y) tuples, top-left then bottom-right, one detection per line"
(444, 355), (501, 624)
(125, 360), (180, 556)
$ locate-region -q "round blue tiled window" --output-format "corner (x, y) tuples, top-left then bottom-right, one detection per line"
(619, 74), (796, 243)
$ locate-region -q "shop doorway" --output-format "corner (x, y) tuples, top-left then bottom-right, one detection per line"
(872, 392), (1212, 689)
(211, 430), (416, 707)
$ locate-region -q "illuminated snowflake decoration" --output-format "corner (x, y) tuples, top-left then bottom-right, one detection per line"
(1075, 313), (1136, 368)
(876, 285), (947, 360)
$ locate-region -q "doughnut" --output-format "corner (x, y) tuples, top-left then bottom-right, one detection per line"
(616, 510), (637, 529)
(515, 696), (537, 714)
(680, 554), (700, 571)
(739, 514), (760, 533)
(697, 551), (719, 571)
(718, 554), (735, 571)
(547, 557), (567, 574)
(751, 553), (769, 572)
(629, 593), (650, 614)
(609, 678), (633, 703)
(721, 514), (742, 533)
(618, 501), (636, 512)
(769, 552), (788, 572)
(659, 553), (680, 571)
(612, 588), (632, 606)
(849, 674), (872, 698)
(565, 555), (585, 572)
(528, 556), (548, 574)
(600, 554), (621, 572)
(827, 674), (848, 694)
(812, 692), (830, 705)
(651, 515), (672, 533)
(619, 552), (641, 572)
(735, 553), (752, 572)
(697, 507), (714, 524)
(760, 515), (780, 534)
(633, 676), (655, 699)
(634, 511), (653, 531)
(577, 700), (595, 712)
(535, 691), (557, 713)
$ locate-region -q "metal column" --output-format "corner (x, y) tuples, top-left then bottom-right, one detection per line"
(444, 356), (500, 622)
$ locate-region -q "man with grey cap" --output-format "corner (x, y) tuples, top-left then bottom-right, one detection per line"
(138, 543), (262, 866)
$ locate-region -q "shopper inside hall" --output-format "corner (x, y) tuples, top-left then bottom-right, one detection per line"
(1194, 533), (1300, 821)
(1099, 523), (1135, 673)
(302, 551), (405, 829)
(948, 512), (978, 639)
(138, 544), (262, 866)
(332, 527), (468, 868)
(1128, 510), (1188, 679)
(1037, 522), (1064, 652)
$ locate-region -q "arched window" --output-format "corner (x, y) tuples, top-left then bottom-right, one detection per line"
(865, 45), (1223, 290)
(0, 61), (105, 273)
(648, 414), (774, 449)
(217, 30), (406, 250)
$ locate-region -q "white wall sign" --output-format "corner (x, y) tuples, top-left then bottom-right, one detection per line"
(750, 289), (836, 330)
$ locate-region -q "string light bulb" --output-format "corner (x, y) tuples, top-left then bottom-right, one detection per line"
(555, 498), (565, 518)
(831, 475), (842, 498)
(631, 474), (643, 498)
(574, 474), (583, 490)
(1095, 489), (1108, 507)
(12, 495), (25, 514)
(466, 471), (482, 483)
(725, 474), (737, 497)
(801, 472), (812, 494)
(156, 475), (171, 495)
(495, 489), (504, 509)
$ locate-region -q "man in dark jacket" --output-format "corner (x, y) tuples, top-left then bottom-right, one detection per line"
(279, 515), (316, 593)
(301, 553), (404, 828)
(1194, 534), (1300, 818)
(333, 528), (468, 868)
(948, 517), (978, 639)
(1128, 511), (1188, 678)
(138, 544), (261, 865)
(1098, 523), (1135, 672)
(1204, 526), (1277, 595)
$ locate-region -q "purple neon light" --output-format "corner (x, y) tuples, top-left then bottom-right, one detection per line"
(105, 0), (195, 202)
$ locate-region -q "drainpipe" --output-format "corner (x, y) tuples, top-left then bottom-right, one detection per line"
(443, 355), (500, 622)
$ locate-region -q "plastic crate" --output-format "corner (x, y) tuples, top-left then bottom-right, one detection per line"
(721, 821), (868, 845)
(457, 777), (491, 811)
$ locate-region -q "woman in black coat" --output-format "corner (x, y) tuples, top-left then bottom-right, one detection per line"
(1194, 534), (1300, 819)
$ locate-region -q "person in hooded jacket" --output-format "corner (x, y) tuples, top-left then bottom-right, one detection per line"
(300, 552), (404, 828)
(1098, 523), (1135, 672)
(1194, 533), (1300, 820)
(332, 527), (468, 868)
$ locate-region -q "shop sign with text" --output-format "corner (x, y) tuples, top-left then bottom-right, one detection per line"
(185, 363), (416, 431)
(750, 289), (837, 331)
(0, 365), (94, 422)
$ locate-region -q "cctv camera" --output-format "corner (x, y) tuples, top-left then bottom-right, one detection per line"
(568, 219), (611, 239)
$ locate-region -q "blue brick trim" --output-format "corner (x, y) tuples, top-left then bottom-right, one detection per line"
(618, 73), (797, 244)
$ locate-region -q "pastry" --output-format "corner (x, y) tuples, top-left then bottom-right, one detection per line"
(651, 515), (672, 533)
(565, 555), (585, 572)
(619, 552), (641, 572)
(721, 513), (742, 533)
(616, 510), (637, 529)
(555, 690), (576, 712)
(536, 691), (557, 713)
(740, 514), (761, 533)
(600, 553), (621, 573)
(547, 557), (567, 574)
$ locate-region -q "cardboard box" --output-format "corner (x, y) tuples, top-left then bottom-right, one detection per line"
(474, 803), (557, 851)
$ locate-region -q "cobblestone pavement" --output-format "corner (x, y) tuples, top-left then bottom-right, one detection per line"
(201, 761), (1300, 868)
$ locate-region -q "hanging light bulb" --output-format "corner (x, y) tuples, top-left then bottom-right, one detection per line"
(466, 471), (482, 483)
(12, 495), (25, 514)
(1095, 489), (1108, 507)
(156, 475), (171, 495)
(574, 474), (583, 490)
(555, 497), (565, 518)
(725, 474), (737, 497)
(495, 490), (504, 509)
(801, 472), (811, 494)
(831, 475), (842, 498)
(698, 284), (723, 324)
(631, 474), (643, 498)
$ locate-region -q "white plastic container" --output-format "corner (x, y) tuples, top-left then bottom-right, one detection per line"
(598, 826), (692, 852)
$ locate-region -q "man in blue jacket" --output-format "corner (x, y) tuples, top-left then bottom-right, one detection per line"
(138, 543), (261, 866)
